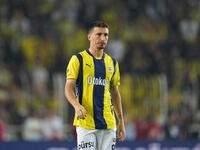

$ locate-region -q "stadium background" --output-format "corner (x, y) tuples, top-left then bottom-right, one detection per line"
(0, 0), (200, 147)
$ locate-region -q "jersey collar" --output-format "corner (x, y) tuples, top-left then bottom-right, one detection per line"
(86, 49), (105, 60)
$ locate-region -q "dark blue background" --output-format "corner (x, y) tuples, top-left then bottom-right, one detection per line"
(0, 140), (199, 150)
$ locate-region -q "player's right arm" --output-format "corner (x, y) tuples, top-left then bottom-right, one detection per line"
(65, 55), (87, 120)
(65, 79), (87, 120)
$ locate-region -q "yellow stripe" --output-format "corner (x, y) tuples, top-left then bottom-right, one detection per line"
(74, 51), (96, 129)
(103, 54), (116, 129)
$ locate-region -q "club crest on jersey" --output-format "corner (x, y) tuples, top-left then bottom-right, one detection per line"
(88, 76), (109, 87)
(108, 66), (113, 73)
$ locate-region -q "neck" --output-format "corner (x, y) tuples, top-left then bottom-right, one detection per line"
(88, 47), (104, 58)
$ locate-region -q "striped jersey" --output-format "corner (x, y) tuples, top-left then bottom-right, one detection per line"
(66, 50), (120, 129)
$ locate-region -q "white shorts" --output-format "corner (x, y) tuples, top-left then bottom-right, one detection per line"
(76, 127), (116, 150)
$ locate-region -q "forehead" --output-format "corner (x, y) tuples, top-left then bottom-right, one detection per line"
(91, 27), (109, 34)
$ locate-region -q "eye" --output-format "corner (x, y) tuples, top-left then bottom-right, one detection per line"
(97, 33), (101, 36)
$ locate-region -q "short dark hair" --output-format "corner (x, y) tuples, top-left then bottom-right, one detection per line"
(88, 21), (109, 33)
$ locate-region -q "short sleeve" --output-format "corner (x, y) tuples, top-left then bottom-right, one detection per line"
(111, 62), (120, 87)
(66, 55), (80, 80)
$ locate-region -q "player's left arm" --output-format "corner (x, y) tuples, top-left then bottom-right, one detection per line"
(111, 86), (126, 142)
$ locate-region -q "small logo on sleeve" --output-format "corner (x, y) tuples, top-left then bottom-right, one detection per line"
(108, 66), (113, 73)
(66, 69), (71, 77)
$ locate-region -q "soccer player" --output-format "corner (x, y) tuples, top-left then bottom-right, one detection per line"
(65, 21), (126, 150)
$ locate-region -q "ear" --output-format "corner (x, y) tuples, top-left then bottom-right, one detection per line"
(88, 34), (91, 41)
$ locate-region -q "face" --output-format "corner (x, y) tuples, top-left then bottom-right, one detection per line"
(88, 27), (109, 50)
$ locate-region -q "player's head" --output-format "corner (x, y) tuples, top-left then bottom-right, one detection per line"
(88, 21), (109, 50)
(88, 21), (109, 33)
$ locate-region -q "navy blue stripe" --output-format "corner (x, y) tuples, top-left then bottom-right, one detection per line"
(75, 54), (83, 105)
(93, 58), (107, 129)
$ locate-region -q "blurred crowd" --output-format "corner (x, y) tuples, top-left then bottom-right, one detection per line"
(0, 0), (200, 141)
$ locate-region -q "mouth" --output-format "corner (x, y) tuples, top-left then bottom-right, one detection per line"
(98, 42), (105, 45)
(97, 43), (106, 49)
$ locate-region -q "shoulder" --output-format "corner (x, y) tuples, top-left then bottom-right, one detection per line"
(105, 53), (118, 66)
(74, 50), (87, 59)
(71, 50), (86, 61)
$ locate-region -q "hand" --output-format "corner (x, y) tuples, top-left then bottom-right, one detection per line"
(117, 120), (126, 141)
(75, 104), (87, 120)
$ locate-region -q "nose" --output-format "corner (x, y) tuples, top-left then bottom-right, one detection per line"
(100, 35), (106, 41)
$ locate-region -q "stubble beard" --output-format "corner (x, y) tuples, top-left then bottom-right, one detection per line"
(96, 43), (106, 50)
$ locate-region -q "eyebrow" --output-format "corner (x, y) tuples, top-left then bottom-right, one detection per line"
(95, 32), (108, 35)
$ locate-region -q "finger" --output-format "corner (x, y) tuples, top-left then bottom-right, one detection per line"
(120, 135), (125, 141)
(119, 132), (125, 141)
(81, 109), (87, 116)
(78, 114), (86, 120)
(84, 111), (87, 116)
(81, 115), (85, 119)
(77, 115), (83, 120)
(82, 112), (87, 118)
(117, 131), (122, 139)
(118, 136), (124, 141)
(77, 107), (87, 120)
(79, 111), (85, 118)
(77, 113), (83, 120)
